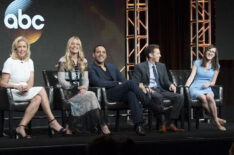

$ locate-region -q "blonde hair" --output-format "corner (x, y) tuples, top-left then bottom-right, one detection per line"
(11, 36), (31, 61)
(64, 36), (86, 73)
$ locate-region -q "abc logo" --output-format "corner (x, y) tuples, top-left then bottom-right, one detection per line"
(4, 0), (45, 44)
(4, 9), (45, 30)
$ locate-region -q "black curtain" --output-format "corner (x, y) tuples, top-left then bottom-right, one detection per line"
(148, 0), (190, 69)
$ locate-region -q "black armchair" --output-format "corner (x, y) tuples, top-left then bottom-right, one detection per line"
(42, 70), (102, 127)
(101, 87), (129, 131)
(169, 70), (223, 130)
(0, 71), (53, 138)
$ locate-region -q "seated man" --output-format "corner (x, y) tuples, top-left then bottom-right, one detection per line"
(132, 44), (184, 132)
(88, 45), (153, 136)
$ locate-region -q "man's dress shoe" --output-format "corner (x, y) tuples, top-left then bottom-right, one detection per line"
(167, 124), (184, 132)
(159, 125), (167, 133)
(135, 125), (146, 136)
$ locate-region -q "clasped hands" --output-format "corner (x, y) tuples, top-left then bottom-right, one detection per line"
(139, 83), (177, 94)
(78, 85), (87, 94)
(14, 85), (29, 92)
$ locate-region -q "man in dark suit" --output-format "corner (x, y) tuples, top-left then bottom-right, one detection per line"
(88, 45), (152, 136)
(132, 44), (184, 132)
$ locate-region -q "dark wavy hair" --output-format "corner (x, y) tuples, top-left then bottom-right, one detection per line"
(144, 44), (160, 59)
(201, 44), (219, 70)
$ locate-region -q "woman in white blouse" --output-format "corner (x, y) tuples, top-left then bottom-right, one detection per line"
(0, 36), (65, 139)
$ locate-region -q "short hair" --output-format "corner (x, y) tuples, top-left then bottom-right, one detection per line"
(144, 44), (160, 58)
(93, 45), (105, 53)
(11, 36), (31, 61)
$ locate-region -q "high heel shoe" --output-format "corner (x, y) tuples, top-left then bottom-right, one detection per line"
(48, 119), (66, 136)
(100, 125), (111, 135)
(15, 125), (31, 139)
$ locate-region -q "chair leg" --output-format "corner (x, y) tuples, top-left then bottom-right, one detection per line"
(156, 118), (160, 130)
(27, 121), (32, 135)
(148, 110), (152, 131)
(0, 111), (4, 137)
(9, 110), (14, 138)
(180, 110), (185, 129)
(195, 109), (200, 129)
(115, 111), (120, 131)
(61, 110), (66, 128)
(188, 107), (191, 131)
(218, 106), (222, 118)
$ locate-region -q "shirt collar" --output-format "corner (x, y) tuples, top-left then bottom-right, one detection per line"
(148, 61), (156, 68)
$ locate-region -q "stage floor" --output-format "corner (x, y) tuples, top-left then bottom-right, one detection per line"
(0, 122), (234, 155)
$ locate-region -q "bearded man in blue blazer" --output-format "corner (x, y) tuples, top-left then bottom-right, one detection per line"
(88, 45), (152, 136)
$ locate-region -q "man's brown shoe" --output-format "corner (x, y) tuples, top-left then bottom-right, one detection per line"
(159, 125), (167, 133)
(167, 124), (184, 132)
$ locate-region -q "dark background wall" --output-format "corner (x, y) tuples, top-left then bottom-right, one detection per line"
(0, 0), (233, 106)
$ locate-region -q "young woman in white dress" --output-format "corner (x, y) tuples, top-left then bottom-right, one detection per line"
(0, 36), (65, 139)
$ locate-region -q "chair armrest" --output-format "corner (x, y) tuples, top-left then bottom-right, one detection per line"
(44, 86), (54, 108)
(144, 86), (151, 100)
(0, 87), (11, 109)
(176, 85), (184, 95)
(184, 86), (192, 107)
(211, 85), (223, 101)
(89, 87), (102, 104)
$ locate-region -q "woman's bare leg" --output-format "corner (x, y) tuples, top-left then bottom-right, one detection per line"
(206, 94), (226, 131)
(16, 95), (41, 137)
(38, 88), (63, 131)
(197, 94), (211, 113)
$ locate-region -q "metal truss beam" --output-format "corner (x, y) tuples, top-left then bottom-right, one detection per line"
(126, 0), (149, 78)
(190, 0), (212, 66)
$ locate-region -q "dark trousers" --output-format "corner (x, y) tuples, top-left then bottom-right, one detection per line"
(106, 80), (150, 124)
(151, 87), (184, 123)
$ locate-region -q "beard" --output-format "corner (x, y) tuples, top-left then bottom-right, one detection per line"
(95, 59), (104, 64)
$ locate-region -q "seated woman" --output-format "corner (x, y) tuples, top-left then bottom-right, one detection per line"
(0, 36), (65, 139)
(57, 36), (110, 135)
(185, 45), (226, 131)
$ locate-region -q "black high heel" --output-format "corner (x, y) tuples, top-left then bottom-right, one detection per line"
(48, 119), (66, 136)
(15, 125), (31, 139)
(98, 125), (111, 136)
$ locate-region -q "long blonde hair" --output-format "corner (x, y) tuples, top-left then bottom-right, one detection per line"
(11, 36), (31, 61)
(64, 36), (86, 73)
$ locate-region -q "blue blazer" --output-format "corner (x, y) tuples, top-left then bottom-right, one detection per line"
(88, 63), (127, 88)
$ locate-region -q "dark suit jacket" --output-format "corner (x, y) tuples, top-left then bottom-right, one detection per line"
(88, 63), (127, 88)
(132, 61), (172, 90)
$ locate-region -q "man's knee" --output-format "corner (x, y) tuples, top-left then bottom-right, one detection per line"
(177, 94), (184, 101)
(125, 80), (137, 88)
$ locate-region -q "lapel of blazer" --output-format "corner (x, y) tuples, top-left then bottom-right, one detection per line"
(105, 63), (115, 80)
(143, 61), (150, 82)
(155, 62), (162, 83)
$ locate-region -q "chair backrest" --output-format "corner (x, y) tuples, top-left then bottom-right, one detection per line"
(169, 70), (191, 86)
(128, 70), (134, 80)
(42, 70), (60, 87)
